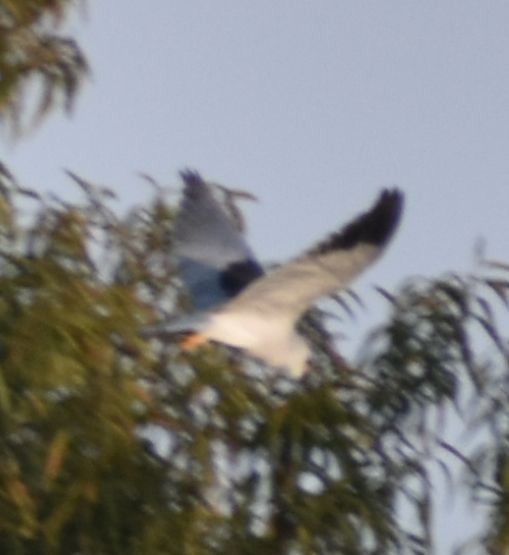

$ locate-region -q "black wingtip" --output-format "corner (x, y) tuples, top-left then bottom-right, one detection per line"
(362, 188), (404, 247)
(180, 168), (203, 188)
(311, 188), (404, 254)
(179, 169), (211, 204)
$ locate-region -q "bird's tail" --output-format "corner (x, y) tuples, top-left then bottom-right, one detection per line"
(140, 313), (211, 340)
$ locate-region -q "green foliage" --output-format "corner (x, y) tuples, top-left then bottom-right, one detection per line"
(0, 0), (88, 134)
(0, 165), (506, 554)
(362, 271), (509, 555)
(450, 264), (509, 555)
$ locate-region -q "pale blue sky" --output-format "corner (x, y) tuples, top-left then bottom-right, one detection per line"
(3, 2), (509, 552)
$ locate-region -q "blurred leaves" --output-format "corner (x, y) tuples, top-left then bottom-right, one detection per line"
(0, 165), (507, 554)
(0, 0), (88, 135)
(363, 269), (509, 554)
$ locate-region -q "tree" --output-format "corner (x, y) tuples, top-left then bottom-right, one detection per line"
(0, 0), (88, 134)
(0, 165), (506, 554)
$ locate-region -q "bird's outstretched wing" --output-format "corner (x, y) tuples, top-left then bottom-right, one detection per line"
(222, 189), (403, 322)
(174, 171), (264, 310)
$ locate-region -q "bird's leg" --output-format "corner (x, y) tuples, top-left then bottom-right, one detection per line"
(179, 333), (208, 351)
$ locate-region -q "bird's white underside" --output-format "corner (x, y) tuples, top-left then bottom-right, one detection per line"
(204, 310), (311, 378)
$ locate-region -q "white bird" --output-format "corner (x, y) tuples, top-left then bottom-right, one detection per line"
(146, 171), (404, 378)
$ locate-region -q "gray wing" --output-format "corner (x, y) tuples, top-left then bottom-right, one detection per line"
(174, 171), (264, 310)
(223, 189), (404, 323)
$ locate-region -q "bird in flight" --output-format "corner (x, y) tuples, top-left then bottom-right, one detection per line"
(146, 171), (404, 378)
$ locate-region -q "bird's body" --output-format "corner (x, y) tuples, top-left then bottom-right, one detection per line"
(204, 308), (310, 376)
(146, 171), (404, 378)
